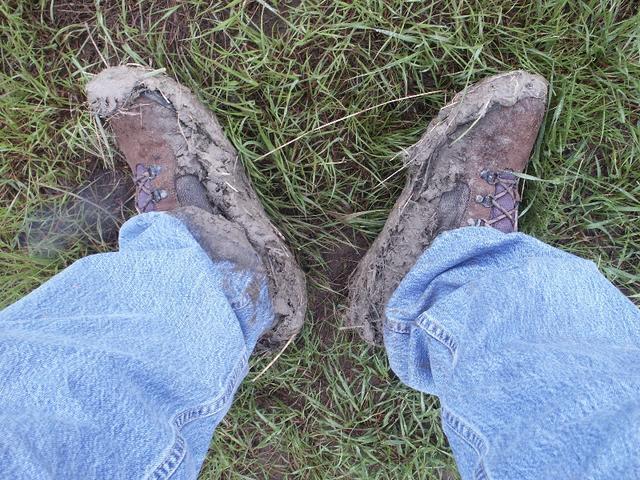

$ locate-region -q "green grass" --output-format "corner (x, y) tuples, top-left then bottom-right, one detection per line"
(1, 0), (639, 478)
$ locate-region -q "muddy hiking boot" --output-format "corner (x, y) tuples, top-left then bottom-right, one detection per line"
(347, 70), (548, 345)
(86, 66), (307, 349)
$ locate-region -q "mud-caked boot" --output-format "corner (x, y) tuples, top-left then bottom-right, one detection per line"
(86, 66), (307, 349)
(347, 71), (548, 344)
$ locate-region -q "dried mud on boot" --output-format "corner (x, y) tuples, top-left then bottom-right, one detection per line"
(87, 66), (307, 349)
(346, 71), (548, 345)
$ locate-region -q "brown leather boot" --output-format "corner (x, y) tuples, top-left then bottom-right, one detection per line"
(86, 67), (307, 349)
(347, 71), (548, 344)
(105, 91), (212, 214)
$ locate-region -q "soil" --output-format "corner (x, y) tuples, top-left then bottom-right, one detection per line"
(309, 226), (370, 347)
(18, 165), (133, 256)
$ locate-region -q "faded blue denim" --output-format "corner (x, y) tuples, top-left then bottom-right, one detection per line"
(0, 213), (274, 479)
(1, 213), (639, 479)
(385, 227), (640, 480)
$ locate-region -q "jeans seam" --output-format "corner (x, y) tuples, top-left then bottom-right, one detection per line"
(416, 312), (458, 356)
(441, 408), (490, 480)
(145, 347), (250, 480)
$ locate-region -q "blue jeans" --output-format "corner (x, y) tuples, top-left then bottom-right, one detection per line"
(1, 213), (639, 479)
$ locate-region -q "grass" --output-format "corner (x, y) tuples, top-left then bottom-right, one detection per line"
(1, 0), (639, 478)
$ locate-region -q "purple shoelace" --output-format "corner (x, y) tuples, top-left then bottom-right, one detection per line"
(472, 170), (521, 233)
(134, 164), (168, 213)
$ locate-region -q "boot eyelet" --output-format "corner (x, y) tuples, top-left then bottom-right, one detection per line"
(475, 194), (493, 208)
(152, 189), (168, 201)
(148, 165), (162, 178)
(480, 170), (497, 184)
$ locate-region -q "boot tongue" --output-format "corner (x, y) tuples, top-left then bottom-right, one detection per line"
(176, 175), (214, 213)
(436, 182), (471, 232)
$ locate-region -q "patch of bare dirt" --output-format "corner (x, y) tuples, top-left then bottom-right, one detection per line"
(18, 162), (133, 256)
(307, 225), (370, 346)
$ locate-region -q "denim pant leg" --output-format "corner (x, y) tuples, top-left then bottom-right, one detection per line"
(0, 212), (274, 480)
(384, 227), (640, 480)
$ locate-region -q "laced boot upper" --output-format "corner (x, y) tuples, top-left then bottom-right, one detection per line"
(107, 93), (212, 214)
(469, 170), (521, 233)
(133, 163), (170, 213)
